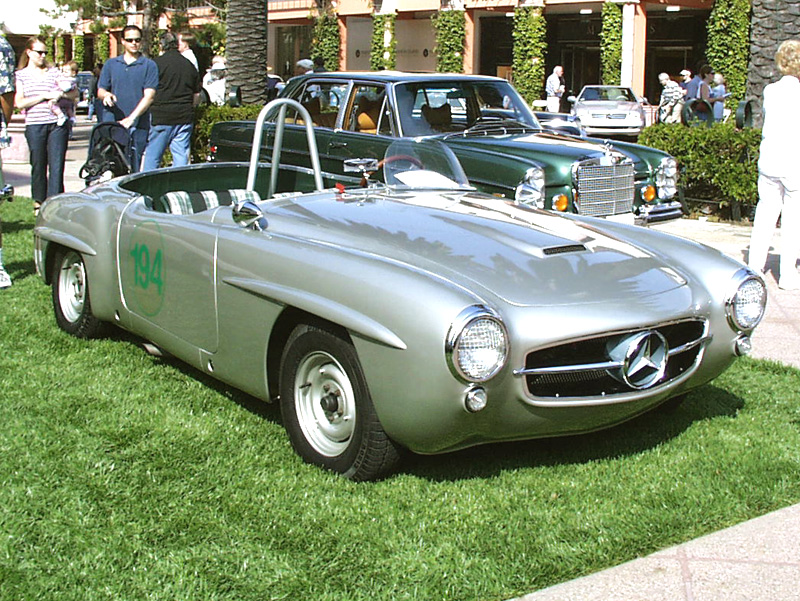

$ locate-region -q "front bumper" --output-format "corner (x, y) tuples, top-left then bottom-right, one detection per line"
(635, 200), (685, 226)
(583, 125), (643, 137)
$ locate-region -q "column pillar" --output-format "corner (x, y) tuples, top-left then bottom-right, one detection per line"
(620, 0), (647, 95)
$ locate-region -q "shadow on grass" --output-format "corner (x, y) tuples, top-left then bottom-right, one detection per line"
(0, 215), (35, 236)
(69, 324), (746, 483)
(404, 386), (744, 481)
(103, 326), (282, 425)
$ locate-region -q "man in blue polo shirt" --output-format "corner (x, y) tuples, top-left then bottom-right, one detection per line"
(97, 25), (158, 172)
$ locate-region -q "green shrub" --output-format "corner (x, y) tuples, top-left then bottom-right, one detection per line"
(312, 9), (341, 71)
(191, 104), (265, 163)
(371, 13), (397, 71)
(512, 5), (547, 106)
(432, 10), (466, 73)
(600, 2), (622, 86)
(638, 122), (761, 220)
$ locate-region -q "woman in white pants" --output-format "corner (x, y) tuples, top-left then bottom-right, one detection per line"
(748, 39), (800, 291)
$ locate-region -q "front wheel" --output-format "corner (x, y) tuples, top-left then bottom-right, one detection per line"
(279, 323), (402, 481)
(52, 249), (106, 338)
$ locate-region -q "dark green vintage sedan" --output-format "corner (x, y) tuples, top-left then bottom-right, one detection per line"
(209, 72), (684, 224)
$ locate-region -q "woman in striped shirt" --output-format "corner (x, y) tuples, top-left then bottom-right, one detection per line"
(14, 36), (76, 213)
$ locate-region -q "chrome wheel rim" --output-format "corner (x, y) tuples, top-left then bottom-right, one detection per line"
(58, 252), (86, 324)
(294, 351), (356, 457)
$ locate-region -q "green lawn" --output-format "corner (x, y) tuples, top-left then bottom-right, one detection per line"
(1, 196), (799, 601)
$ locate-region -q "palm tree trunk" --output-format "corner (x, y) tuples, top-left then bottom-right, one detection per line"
(227, 0), (269, 105)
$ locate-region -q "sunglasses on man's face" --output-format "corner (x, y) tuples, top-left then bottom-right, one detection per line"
(124, 38), (142, 43)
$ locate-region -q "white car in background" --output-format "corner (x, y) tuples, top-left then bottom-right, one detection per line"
(569, 85), (647, 138)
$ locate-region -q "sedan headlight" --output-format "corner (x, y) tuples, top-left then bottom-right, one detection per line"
(446, 306), (508, 382)
(725, 269), (767, 332)
(655, 157), (679, 200)
(514, 166), (545, 208)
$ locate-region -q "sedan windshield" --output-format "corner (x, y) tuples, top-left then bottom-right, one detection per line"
(394, 81), (540, 137)
(579, 87), (637, 102)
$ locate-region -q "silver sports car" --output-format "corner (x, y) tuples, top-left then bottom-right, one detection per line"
(34, 100), (767, 480)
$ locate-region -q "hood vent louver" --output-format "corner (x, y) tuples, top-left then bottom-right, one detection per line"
(542, 244), (587, 256)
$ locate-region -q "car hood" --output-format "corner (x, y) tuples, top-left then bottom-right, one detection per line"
(442, 132), (648, 174)
(270, 189), (688, 307)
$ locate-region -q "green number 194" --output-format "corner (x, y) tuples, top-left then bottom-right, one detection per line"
(130, 243), (164, 296)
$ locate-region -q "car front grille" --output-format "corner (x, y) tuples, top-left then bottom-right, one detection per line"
(573, 159), (635, 217)
(517, 319), (708, 402)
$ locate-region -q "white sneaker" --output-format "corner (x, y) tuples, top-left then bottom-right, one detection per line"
(0, 267), (11, 289)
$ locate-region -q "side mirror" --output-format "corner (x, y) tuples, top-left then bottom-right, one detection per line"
(233, 200), (268, 231)
(567, 95), (577, 103)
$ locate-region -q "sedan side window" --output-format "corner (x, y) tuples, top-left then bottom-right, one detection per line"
(284, 82), (348, 128)
(346, 85), (393, 136)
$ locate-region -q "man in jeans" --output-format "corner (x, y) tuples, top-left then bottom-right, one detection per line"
(142, 32), (200, 171)
(97, 24), (158, 172)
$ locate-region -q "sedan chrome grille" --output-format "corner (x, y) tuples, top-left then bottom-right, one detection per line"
(516, 319), (708, 401)
(573, 159), (635, 217)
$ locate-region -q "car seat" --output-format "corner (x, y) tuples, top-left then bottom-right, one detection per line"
(355, 96), (381, 134)
(421, 103), (452, 132)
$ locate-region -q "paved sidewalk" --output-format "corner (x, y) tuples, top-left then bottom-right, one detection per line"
(1, 113), (92, 197)
(4, 114), (799, 601)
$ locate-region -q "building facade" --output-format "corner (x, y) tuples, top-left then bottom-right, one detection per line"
(265, 0), (715, 102)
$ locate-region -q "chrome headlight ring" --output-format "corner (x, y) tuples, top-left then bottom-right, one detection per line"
(656, 156), (679, 200)
(514, 166), (546, 208)
(725, 268), (767, 333)
(446, 306), (509, 383)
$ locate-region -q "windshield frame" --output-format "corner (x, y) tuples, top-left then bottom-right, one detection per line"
(393, 79), (541, 138)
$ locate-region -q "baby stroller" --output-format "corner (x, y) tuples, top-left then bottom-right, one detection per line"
(79, 122), (132, 186)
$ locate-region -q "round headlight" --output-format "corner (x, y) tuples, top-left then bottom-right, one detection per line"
(660, 157), (678, 178)
(726, 271), (767, 332)
(447, 306), (509, 382)
(515, 166), (545, 207)
(656, 157), (679, 199)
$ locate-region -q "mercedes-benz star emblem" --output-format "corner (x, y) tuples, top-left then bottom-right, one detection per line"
(608, 331), (669, 389)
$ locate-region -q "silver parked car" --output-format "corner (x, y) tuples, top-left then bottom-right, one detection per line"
(570, 85), (647, 138)
(34, 100), (766, 480)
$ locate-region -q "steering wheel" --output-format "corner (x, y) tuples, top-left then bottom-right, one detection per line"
(377, 155), (424, 170)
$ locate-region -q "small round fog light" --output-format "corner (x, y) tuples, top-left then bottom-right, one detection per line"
(641, 185), (657, 203)
(552, 194), (569, 212)
(735, 335), (752, 356)
(464, 386), (488, 413)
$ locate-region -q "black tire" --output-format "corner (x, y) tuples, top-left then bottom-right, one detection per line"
(279, 323), (402, 481)
(52, 249), (106, 339)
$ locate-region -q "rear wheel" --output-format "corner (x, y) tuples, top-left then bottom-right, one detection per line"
(279, 323), (402, 480)
(52, 249), (106, 338)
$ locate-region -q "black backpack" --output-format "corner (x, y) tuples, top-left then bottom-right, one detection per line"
(79, 122), (132, 186)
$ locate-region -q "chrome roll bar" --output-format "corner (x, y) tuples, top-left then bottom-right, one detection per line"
(246, 98), (324, 197)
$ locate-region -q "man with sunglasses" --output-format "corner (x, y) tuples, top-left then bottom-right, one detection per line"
(97, 25), (158, 172)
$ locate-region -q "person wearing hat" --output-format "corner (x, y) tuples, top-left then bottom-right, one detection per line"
(679, 69), (692, 95)
(294, 59), (314, 77)
(657, 72), (684, 124)
(203, 56), (227, 106)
